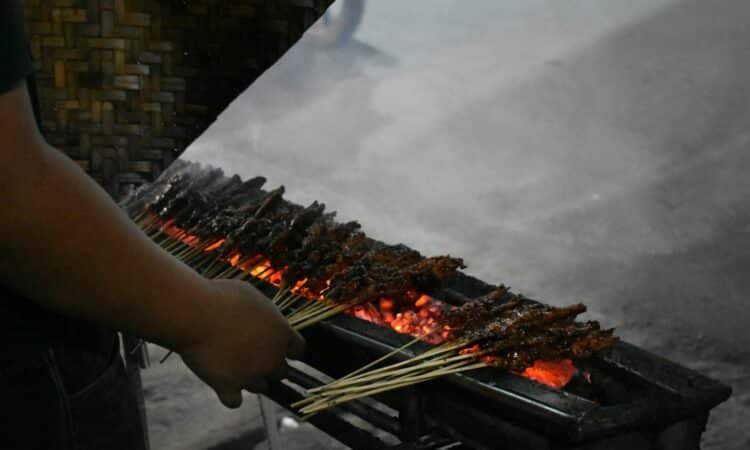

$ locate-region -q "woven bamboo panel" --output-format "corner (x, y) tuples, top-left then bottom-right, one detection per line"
(24, 0), (333, 198)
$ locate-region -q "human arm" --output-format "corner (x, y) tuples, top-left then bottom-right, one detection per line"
(0, 82), (303, 407)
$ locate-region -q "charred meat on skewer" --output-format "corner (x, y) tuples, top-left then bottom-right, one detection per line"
(444, 292), (618, 373)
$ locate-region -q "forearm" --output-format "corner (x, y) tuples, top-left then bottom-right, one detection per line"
(0, 86), (212, 351)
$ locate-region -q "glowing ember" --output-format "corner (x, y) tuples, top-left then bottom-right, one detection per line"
(228, 254), (241, 266)
(239, 255), (262, 271)
(267, 270), (284, 286)
(345, 295), (448, 344)
(292, 278), (308, 291)
(249, 260), (272, 276)
(204, 239), (225, 251)
(459, 345), (482, 355)
(163, 224), (200, 244)
(521, 359), (577, 389)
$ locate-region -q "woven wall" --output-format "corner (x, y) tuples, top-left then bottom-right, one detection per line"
(24, 0), (333, 199)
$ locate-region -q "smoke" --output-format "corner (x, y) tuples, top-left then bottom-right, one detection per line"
(183, 0), (750, 356)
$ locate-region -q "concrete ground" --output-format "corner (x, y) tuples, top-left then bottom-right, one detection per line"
(145, 1), (749, 448)
(143, 344), (346, 450)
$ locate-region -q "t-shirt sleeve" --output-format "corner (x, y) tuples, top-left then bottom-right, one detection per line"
(0, 0), (33, 94)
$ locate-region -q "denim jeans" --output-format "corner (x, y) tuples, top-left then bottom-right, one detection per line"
(0, 336), (147, 450)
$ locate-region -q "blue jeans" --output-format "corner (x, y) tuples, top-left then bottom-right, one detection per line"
(0, 337), (147, 450)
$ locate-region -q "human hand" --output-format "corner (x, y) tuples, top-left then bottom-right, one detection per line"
(177, 278), (305, 408)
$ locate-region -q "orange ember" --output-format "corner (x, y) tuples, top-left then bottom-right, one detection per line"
(291, 278), (309, 294)
(521, 359), (577, 389)
(249, 260), (272, 276)
(415, 295), (430, 308)
(204, 239), (225, 252)
(348, 295), (449, 344)
(163, 219), (579, 389)
(459, 345), (482, 355)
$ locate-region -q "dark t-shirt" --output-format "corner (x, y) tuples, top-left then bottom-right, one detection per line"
(0, 1), (116, 369)
(0, 0), (33, 94)
(0, 0), (52, 356)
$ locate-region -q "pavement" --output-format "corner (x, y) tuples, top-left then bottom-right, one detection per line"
(144, 1), (750, 448)
(143, 344), (345, 450)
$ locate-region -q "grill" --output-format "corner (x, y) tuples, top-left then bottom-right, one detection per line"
(125, 161), (730, 450)
(259, 274), (729, 450)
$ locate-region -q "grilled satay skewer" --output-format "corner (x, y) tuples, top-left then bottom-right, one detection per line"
(283, 253), (465, 329)
(296, 290), (618, 415)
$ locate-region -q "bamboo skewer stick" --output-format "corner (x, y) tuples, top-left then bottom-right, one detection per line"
(276, 294), (303, 313)
(137, 215), (160, 231)
(300, 362), (487, 419)
(303, 341), (467, 396)
(218, 255), (259, 279)
(302, 360), (486, 414)
(277, 293), (307, 312)
(276, 297), (298, 312)
(248, 266), (271, 280)
(142, 223), (162, 237)
(211, 265), (238, 280)
(286, 299), (331, 321)
(200, 259), (220, 277)
(292, 336), (428, 409)
(305, 358), (479, 402)
(251, 268), (275, 286)
(163, 237), (188, 254)
(271, 286), (290, 304)
(286, 304), (332, 324)
(304, 352), (481, 401)
(182, 253), (210, 270)
(287, 299), (341, 324)
(322, 337), (462, 392)
(158, 233), (180, 245)
(302, 347), (477, 401)
(274, 290), (296, 307)
(146, 223), (168, 238)
(233, 270), (252, 282)
(299, 361), (487, 417)
(288, 304), (336, 324)
(160, 240), (181, 254)
(204, 261), (232, 279)
(132, 210), (148, 224)
(292, 303), (354, 331)
(175, 245), (201, 260)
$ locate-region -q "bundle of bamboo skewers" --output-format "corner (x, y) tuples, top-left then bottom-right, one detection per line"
(294, 288), (619, 417)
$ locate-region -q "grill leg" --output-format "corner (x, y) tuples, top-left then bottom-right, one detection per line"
(399, 387), (425, 444)
(258, 395), (284, 450)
